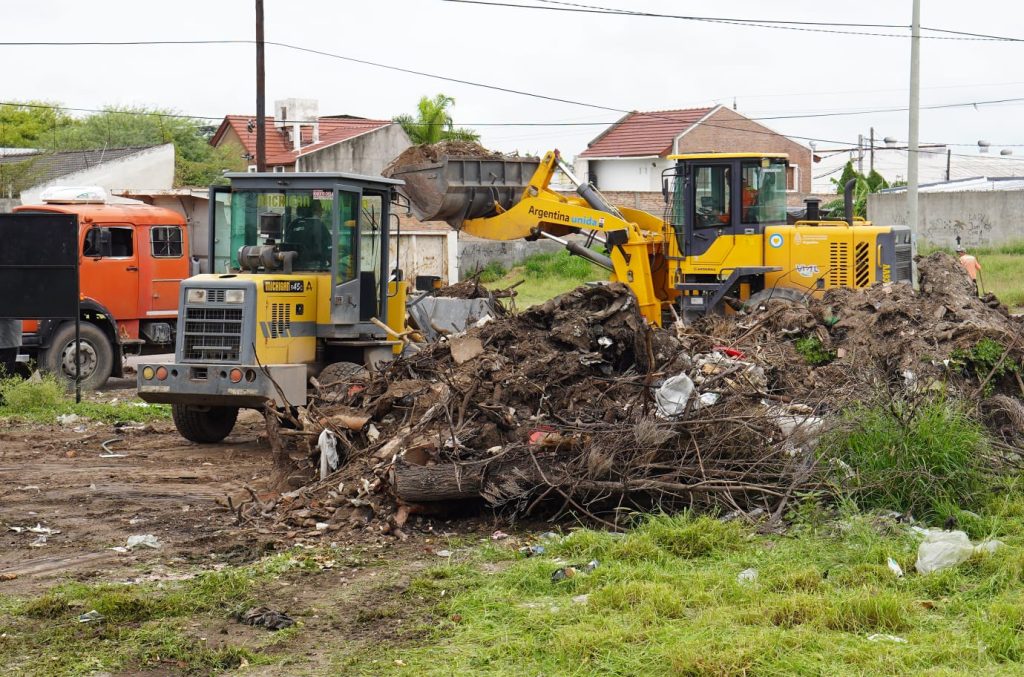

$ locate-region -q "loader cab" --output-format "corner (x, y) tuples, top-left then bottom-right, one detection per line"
(666, 153), (789, 257)
(208, 172), (402, 337)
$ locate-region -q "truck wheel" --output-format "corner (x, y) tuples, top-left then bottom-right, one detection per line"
(172, 404), (239, 443)
(41, 322), (114, 391)
(742, 287), (808, 312)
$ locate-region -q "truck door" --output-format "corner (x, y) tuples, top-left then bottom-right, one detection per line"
(141, 224), (187, 315)
(81, 224), (139, 320)
(687, 163), (735, 264)
(330, 185), (363, 326)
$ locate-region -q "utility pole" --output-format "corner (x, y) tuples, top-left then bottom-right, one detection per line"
(907, 0), (921, 263)
(869, 127), (875, 173)
(255, 0), (267, 172)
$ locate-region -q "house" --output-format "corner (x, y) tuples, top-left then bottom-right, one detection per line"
(210, 98), (412, 176)
(0, 144), (175, 205)
(573, 106), (812, 208)
(812, 145), (1024, 193)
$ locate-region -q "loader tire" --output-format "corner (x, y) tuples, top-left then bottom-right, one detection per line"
(41, 322), (114, 391)
(742, 287), (808, 312)
(172, 404), (239, 444)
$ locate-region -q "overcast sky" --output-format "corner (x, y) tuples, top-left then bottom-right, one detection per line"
(4, 0), (1021, 171)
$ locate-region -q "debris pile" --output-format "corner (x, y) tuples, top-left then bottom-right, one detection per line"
(383, 141), (511, 173)
(239, 253), (1023, 537)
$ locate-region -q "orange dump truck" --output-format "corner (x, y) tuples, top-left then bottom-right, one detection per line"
(12, 195), (191, 389)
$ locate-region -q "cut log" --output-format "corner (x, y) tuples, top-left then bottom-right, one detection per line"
(391, 457), (483, 502)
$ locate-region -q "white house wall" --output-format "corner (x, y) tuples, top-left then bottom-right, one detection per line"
(20, 144), (175, 204)
(297, 126), (412, 176)
(581, 158), (673, 192)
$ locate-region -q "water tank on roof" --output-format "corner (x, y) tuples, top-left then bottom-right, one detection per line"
(40, 186), (108, 204)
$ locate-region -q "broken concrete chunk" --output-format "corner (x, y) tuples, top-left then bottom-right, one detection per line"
(450, 335), (485, 365)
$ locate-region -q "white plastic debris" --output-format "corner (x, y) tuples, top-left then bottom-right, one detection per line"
(315, 522), (329, 532)
(367, 423), (381, 443)
(28, 524), (60, 535)
(473, 315), (493, 328)
(78, 610), (104, 623)
(56, 413), (82, 426)
(887, 557), (905, 578)
(436, 549), (453, 558)
(597, 336), (614, 348)
(915, 530), (974, 574)
(125, 534), (162, 550)
(737, 568), (758, 585)
(868, 633), (908, 644)
(974, 539), (1005, 555)
(655, 374), (695, 418)
(697, 392), (721, 408)
(318, 429), (339, 480)
(29, 535), (47, 547)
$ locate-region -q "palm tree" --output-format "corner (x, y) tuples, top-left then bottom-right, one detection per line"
(394, 94), (479, 145)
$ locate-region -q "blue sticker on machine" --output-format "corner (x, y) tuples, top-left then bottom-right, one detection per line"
(768, 233), (784, 249)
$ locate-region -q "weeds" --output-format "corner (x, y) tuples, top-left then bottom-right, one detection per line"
(794, 335), (836, 365)
(475, 261), (507, 283)
(951, 337), (1020, 395)
(0, 374), (169, 423)
(820, 397), (991, 521)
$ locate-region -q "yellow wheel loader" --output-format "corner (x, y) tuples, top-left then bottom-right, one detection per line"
(391, 149), (912, 325)
(137, 172), (490, 443)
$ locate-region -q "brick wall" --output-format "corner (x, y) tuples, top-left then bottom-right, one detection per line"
(676, 108), (813, 194)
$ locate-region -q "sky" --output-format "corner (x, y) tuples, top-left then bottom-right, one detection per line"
(3, 0), (1022, 174)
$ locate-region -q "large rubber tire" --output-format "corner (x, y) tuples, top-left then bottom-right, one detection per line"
(742, 287), (809, 312)
(318, 361), (369, 383)
(172, 405), (239, 443)
(41, 322), (114, 391)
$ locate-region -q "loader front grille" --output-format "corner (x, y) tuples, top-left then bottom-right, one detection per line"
(894, 244), (913, 282)
(829, 242), (849, 287)
(182, 305), (243, 363)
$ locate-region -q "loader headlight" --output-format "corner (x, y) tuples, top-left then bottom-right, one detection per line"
(186, 288), (207, 303)
(224, 289), (246, 304)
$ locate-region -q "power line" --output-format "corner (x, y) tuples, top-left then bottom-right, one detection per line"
(440, 0), (1024, 41)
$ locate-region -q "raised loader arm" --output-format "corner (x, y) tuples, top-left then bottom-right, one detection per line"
(394, 149), (669, 324)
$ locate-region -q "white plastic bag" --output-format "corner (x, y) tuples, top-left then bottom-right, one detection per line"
(318, 430), (339, 480)
(915, 530), (974, 574)
(655, 374), (694, 418)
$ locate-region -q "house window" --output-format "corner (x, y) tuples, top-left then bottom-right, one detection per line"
(786, 165), (800, 192)
(151, 226), (184, 258)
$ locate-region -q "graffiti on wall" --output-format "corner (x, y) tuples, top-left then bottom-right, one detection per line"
(924, 213), (994, 247)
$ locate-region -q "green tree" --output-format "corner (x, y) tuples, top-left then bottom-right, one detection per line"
(393, 94), (479, 145)
(825, 162), (891, 219)
(52, 106), (243, 186)
(0, 102), (76, 148)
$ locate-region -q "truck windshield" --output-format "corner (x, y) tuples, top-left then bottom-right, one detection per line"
(226, 189), (355, 275)
(740, 159), (787, 224)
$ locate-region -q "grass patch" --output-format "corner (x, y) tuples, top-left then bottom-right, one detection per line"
(0, 374), (169, 423)
(951, 337), (1021, 395)
(820, 397), (991, 521)
(0, 550), (326, 675)
(485, 250), (606, 308)
(333, 493), (1024, 675)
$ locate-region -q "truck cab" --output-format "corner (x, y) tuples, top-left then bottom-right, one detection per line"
(13, 188), (191, 388)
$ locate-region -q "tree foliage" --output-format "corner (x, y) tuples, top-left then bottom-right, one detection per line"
(0, 102), (244, 189)
(824, 161), (891, 219)
(393, 94), (479, 145)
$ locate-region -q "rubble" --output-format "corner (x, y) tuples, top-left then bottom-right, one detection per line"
(239, 253), (1024, 537)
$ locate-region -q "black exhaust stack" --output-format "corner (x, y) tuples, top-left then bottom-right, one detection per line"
(844, 179), (856, 226)
(805, 198), (821, 222)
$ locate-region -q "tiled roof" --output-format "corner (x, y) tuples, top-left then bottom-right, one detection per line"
(0, 146), (160, 185)
(579, 107), (715, 158)
(212, 115), (392, 166)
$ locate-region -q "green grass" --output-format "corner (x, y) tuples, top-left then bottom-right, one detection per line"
(490, 250), (607, 308)
(794, 336), (836, 365)
(0, 375), (170, 423)
(820, 398), (991, 522)
(920, 242), (1024, 308)
(0, 549), (332, 675)
(334, 499), (1024, 676)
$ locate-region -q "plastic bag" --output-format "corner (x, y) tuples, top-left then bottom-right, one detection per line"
(915, 530), (974, 574)
(655, 374), (694, 418)
(318, 430), (339, 480)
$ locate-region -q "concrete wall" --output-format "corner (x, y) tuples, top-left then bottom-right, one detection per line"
(392, 230), (458, 283)
(0, 198), (17, 213)
(20, 144), (175, 204)
(458, 234), (567, 273)
(297, 125), (412, 176)
(869, 189), (1024, 247)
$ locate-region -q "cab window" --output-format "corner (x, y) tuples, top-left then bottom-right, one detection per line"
(740, 159), (788, 224)
(151, 226), (183, 258)
(693, 165), (731, 228)
(83, 226), (134, 258)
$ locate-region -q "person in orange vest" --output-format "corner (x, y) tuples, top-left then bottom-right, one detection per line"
(956, 246), (982, 295)
(741, 177), (759, 221)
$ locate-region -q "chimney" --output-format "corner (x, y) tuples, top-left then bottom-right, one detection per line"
(272, 98), (320, 150)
